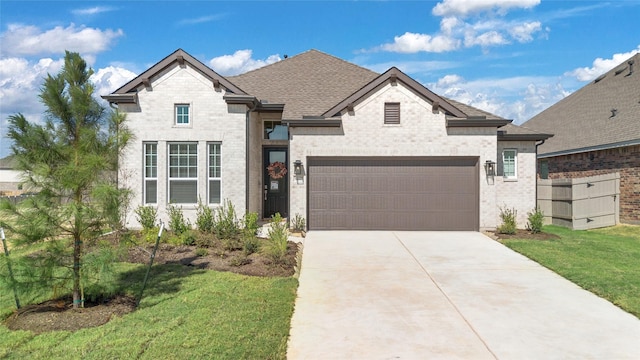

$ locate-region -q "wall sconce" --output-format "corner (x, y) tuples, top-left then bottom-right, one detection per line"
(293, 160), (305, 185)
(294, 160), (303, 175)
(484, 160), (496, 176)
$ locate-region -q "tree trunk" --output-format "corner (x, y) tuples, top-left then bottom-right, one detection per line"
(72, 232), (82, 309)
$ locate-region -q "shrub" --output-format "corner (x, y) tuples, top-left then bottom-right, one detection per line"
(214, 199), (240, 239)
(242, 212), (261, 255)
(263, 213), (289, 264)
(526, 207), (545, 234)
(290, 213), (306, 232)
(195, 248), (208, 257)
(134, 206), (158, 230)
(167, 204), (190, 235)
(497, 207), (517, 235)
(195, 198), (215, 233)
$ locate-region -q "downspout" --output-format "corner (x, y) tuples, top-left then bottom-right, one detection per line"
(245, 100), (258, 214)
(109, 102), (119, 192)
(534, 139), (546, 209)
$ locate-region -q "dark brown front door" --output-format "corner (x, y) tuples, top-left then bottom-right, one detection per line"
(263, 148), (288, 219)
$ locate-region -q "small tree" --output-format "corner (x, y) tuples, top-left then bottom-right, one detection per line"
(0, 51), (131, 308)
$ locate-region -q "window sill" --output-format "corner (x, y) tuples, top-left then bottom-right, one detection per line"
(503, 177), (518, 182)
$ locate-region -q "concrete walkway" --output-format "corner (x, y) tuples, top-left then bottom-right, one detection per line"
(287, 231), (640, 359)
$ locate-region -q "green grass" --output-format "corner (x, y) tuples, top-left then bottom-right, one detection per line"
(503, 225), (640, 318)
(0, 261), (298, 359)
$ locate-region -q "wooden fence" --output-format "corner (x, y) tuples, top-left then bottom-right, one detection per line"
(537, 172), (620, 230)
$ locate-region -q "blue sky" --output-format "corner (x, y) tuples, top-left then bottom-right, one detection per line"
(1, 0), (639, 157)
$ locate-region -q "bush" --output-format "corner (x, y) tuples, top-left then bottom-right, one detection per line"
(526, 207), (545, 234)
(290, 213), (306, 232)
(497, 207), (517, 235)
(263, 213), (289, 264)
(134, 206), (158, 230)
(195, 198), (215, 233)
(167, 204), (190, 235)
(242, 212), (260, 255)
(195, 248), (208, 257)
(214, 199), (240, 240)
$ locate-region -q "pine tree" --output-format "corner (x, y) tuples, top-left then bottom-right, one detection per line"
(1, 51), (131, 308)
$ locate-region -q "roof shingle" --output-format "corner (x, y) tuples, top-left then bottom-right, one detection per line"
(523, 53), (640, 155)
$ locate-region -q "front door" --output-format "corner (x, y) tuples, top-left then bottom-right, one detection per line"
(263, 148), (288, 219)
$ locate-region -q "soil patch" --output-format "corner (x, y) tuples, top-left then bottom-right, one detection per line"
(5, 295), (136, 334)
(490, 229), (560, 241)
(4, 235), (300, 334)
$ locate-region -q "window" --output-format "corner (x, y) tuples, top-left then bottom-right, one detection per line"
(168, 143), (197, 203)
(144, 143), (157, 204)
(175, 104), (190, 125)
(264, 120), (288, 140)
(208, 143), (221, 204)
(502, 149), (517, 179)
(384, 102), (400, 124)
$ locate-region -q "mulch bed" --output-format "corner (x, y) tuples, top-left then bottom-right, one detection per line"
(488, 228), (560, 241)
(3, 236), (301, 334)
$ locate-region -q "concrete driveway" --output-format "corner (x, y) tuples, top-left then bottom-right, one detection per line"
(287, 231), (640, 359)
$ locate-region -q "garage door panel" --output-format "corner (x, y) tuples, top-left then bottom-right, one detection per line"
(308, 157), (479, 231)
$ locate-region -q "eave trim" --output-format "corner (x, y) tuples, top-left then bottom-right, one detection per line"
(538, 138), (640, 158)
(446, 119), (512, 127)
(101, 93), (138, 104)
(282, 119), (342, 127)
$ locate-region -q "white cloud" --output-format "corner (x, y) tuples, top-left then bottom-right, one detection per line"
(177, 14), (226, 26)
(428, 73), (569, 123)
(376, 1), (544, 54)
(208, 50), (281, 76)
(90, 66), (137, 97)
(72, 6), (115, 16)
(566, 45), (640, 81)
(379, 32), (460, 53)
(0, 23), (124, 57)
(433, 0), (540, 17)
(508, 21), (542, 42)
(464, 30), (508, 48)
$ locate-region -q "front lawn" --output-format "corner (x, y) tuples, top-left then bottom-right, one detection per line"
(502, 225), (640, 318)
(0, 261), (297, 359)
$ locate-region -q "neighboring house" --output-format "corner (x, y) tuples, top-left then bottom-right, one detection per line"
(103, 49), (551, 231)
(523, 53), (640, 224)
(0, 156), (22, 195)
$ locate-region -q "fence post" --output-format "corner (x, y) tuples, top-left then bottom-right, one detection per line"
(1, 228), (21, 309)
(136, 222), (164, 308)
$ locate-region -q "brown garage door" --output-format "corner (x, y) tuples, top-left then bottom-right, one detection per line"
(307, 157), (479, 231)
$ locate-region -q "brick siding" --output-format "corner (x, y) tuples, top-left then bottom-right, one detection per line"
(540, 144), (640, 223)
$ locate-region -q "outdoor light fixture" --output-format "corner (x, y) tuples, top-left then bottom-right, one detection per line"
(294, 160), (303, 175)
(485, 160), (496, 176)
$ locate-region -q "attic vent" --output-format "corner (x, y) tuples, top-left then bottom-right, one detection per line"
(615, 66), (627, 75)
(594, 74), (606, 83)
(610, 108), (618, 118)
(627, 59), (634, 76)
(384, 102), (400, 124)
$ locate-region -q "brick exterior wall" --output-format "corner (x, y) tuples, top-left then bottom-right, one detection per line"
(541, 144), (640, 223)
(118, 65), (247, 229)
(289, 82), (538, 230)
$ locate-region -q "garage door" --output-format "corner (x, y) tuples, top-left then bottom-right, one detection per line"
(307, 157), (479, 231)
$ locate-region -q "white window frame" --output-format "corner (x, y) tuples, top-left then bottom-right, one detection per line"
(208, 143), (222, 204)
(168, 142), (198, 204)
(175, 104), (190, 126)
(502, 149), (518, 180)
(143, 142), (158, 204)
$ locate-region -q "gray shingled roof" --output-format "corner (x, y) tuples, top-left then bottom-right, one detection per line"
(523, 53), (640, 156)
(228, 50), (379, 119)
(443, 98), (506, 120)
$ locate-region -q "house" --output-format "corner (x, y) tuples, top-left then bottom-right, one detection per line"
(0, 156), (22, 196)
(103, 49), (551, 231)
(523, 53), (640, 224)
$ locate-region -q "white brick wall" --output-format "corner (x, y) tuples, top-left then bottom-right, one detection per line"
(119, 65), (247, 229)
(496, 141), (538, 228)
(289, 83), (537, 230)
